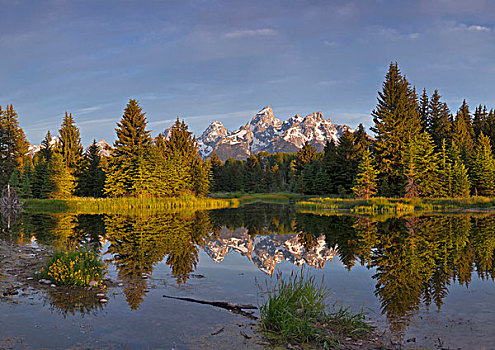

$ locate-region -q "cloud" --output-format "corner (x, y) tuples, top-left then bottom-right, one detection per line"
(364, 26), (421, 41)
(451, 23), (491, 32)
(73, 106), (102, 115)
(224, 28), (277, 39)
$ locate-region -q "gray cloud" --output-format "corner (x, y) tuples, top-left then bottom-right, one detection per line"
(224, 28), (277, 39)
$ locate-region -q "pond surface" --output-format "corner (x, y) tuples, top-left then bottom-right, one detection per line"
(1, 204), (495, 349)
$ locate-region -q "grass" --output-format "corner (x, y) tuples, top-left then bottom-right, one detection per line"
(257, 270), (372, 348)
(211, 192), (305, 205)
(23, 195), (236, 214)
(296, 196), (495, 215)
(40, 250), (106, 287)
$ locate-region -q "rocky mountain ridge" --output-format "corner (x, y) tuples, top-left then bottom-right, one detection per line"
(203, 227), (337, 275)
(197, 106), (352, 160)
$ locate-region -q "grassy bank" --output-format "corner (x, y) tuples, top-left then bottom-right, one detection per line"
(296, 196), (495, 214)
(211, 192), (304, 205)
(23, 196), (237, 214)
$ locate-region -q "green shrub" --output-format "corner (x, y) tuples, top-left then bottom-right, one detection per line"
(41, 250), (106, 287)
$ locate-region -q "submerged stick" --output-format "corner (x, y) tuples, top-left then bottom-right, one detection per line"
(163, 295), (258, 320)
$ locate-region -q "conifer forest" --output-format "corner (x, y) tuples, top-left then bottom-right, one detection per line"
(2, 63), (494, 201)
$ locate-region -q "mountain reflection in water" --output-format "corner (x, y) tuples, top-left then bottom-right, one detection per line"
(2, 204), (495, 337)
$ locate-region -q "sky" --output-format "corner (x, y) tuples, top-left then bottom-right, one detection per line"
(1, 0), (494, 145)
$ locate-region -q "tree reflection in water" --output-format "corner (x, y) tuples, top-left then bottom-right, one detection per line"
(5, 206), (495, 338)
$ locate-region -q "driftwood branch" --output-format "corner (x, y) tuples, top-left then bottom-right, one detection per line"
(163, 295), (258, 320)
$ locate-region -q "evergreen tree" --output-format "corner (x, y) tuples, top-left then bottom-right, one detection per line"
(402, 133), (442, 197)
(293, 142), (317, 193)
(58, 111), (83, 172)
(471, 133), (495, 196)
(439, 140), (452, 197)
(77, 140), (105, 197)
(419, 88), (429, 132)
(449, 141), (470, 198)
(104, 99), (152, 197)
(7, 168), (21, 193)
(163, 118), (210, 196)
(244, 154), (263, 192)
(0, 104), (29, 188)
(42, 153), (75, 199)
(371, 62), (422, 196)
(31, 157), (48, 198)
(427, 90), (452, 149)
(40, 130), (55, 162)
(332, 130), (359, 194)
(321, 139), (338, 193)
(352, 148), (378, 199)
(353, 124), (371, 157)
(453, 100), (474, 163)
(19, 163), (33, 198)
(209, 152), (223, 192)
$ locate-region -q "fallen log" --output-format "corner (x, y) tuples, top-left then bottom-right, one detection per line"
(163, 295), (258, 320)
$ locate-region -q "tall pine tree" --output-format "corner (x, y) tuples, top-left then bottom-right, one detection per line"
(471, 133), (495, 196)
(105, 99), (152, 197)
(58, 111), (83, 172)
(352, 148), (378, 199)
(371, 62), (422, 196)
(0, 104), (29, 188)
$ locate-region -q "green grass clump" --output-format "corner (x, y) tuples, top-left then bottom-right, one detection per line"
(23, 195), (235, 214)
(40, 250), (106, 287)
(258, 271), (372, 346)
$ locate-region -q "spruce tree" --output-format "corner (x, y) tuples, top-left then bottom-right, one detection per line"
(472, 105), (488, 138)
(471, 133), (495, 196)
(419, 88), (429, 132)
(371, 62), (422, 196)
(333, 130), (359, 194)
(40, 130), (54, 161)
(58, 111), (83, 172)
(42, 152), (75, 199)
(321, 139), (338, 193)
(209, 152), (223, 192)
(163, 118), (210, 196)
(31, 157), (48, 198)
(8, 168), (21, 193)
(104, 99), (152, 197)
(402, 133), (442, 197)
(352, 148), (378, 199)
(453, 100), (474, 163)
(293, 142), (317, 193)
(0, 104), (29, 188)
(77, 140), (105, 197)
(427, 90), (452, 149)
(449, 141), (470, 198)
(19, 163), (33, 198)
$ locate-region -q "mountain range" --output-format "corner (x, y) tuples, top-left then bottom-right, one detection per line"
(196, 106), (351, 160)
(27, 106), (352, 161)
(203, 226), (337, 275)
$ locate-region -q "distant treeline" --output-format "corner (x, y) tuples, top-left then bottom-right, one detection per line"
(0, 99), (210, 199)
(2, 62), (495, 200)
(211, 62), (495, 198)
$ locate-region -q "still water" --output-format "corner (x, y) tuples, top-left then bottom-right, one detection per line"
(1, 204), (495, 349)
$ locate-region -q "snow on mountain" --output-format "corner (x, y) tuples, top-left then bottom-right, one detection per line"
(196, 106), (353, 160)
(203, 226), (337, 275)
(27, 136), (60, 157)
(84, 139), (112, 157)
(28, 137), (112, 157)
